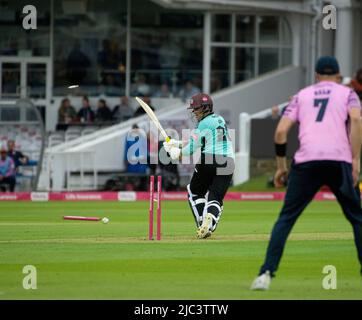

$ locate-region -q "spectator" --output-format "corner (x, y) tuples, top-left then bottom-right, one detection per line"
(134, 96), (155, 117)
(58, 98), (77, 124)
(124, 124), (148, 190)
(98, 39), (120, 72)
(7, 140), (28, 170)
(179, 80), (200, 102)
(153, 83), (172, 98)
(124, 124), (148, 172)
(66, 42), (91, 85)
(77, 96), (95, 123)
(95, 99), (113, 122)
(131, 73), (151, 96)
(112, 96), (134, 122)
(349, 68), (362, 100)
(0, 145), (16, 192)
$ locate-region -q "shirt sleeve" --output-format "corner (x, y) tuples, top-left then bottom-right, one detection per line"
(347, 90), (361, 111)
(282, 94), (299, 122)
(181, 129), (202, 156)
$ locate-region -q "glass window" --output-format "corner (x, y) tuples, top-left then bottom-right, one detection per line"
(236, 15), (255, 43)
(281, 18), (292, 45)
(209, 14), (292, 90)
(211, 47), (230, 92)
(0, 106), (20, 122)
(1, 63), (21, 99)
(27, 63), (46, 99)
(235, 48), (255, 83)
(0, 0), (50, 57)
(53, 0), (127, 96)
(281, 48), (292, 66)
(259, 48), (279, 75)
(131, 0), (203, 98)
(259, 16), (279, 44)
(212, 14), (231, 43)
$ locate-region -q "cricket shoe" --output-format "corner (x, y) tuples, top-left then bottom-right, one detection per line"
(250, 271), (271, 291)
(197, 213), (214, 239)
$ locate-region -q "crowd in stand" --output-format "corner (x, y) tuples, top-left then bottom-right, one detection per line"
(48, 35), (203, 99)
(0, 140), (29, 192)
(57, 95), (156, 128)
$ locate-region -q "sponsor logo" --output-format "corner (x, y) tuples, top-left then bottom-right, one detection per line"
(0, 194), (18, 200)
(162, 193), (187, 200)
(64, 193), (103, 200)
(240, 193), (275, 200)
(31, 192), (49, 202)
(321, 193), (336, 200)
(118, 192), (136, 201)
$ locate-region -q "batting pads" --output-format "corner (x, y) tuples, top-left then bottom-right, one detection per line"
(205, 200), (222, 232)
(187, 185), (223, 231)
(187, 184), (206, 228)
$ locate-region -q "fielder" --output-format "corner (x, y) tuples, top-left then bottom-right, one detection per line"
(251, 56), (362, 290)
(164, 93), (235, 239)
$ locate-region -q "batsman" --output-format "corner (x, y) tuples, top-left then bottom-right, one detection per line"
(163, 93), (235, 239)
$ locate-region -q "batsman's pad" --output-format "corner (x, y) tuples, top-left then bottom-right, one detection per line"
(187, 184), (206, 228)
(205, 200), (223, 232)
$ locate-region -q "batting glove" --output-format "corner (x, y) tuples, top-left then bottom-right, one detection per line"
(169, 146), (181, 160)
(163, 139), (182, 153)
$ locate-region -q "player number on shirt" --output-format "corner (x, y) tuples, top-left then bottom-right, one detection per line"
(216, 126), (231, 143)
(314, 98), (329, 122)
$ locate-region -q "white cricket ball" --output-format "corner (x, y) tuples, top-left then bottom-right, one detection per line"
(102, 217), (109, 224)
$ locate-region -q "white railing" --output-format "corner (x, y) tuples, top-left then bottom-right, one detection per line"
(233, 101), (288, 186)
(44, 150), (97, 191)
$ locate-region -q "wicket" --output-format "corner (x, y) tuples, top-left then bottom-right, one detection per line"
(149, 175), (162, 240)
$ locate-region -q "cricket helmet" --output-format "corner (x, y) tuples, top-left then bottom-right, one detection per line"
(188, 93), (213, 121)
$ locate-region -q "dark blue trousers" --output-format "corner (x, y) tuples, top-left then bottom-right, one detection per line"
(259, 161), (362, 276)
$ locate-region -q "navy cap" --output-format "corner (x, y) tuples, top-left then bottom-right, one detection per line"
(315, 56), (340, 75)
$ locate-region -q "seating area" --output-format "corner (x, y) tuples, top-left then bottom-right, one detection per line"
(0, 124), (41, 191)
(47, 125), (109, 147)
(0, 124), (42, 160)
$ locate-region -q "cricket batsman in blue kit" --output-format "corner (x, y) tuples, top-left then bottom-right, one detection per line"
(163, 93), (235, 239)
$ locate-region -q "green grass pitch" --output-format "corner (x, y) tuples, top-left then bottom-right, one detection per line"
(0, 200), (361, 299)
